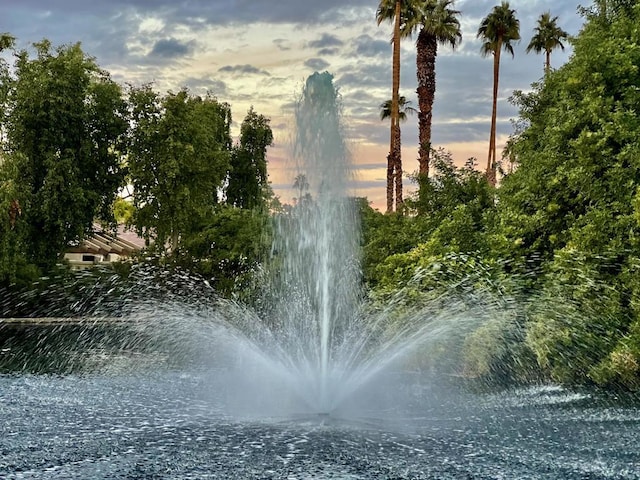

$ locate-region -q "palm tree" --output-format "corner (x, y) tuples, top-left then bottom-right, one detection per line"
(477, 1), (520, 186)
(380, 96), (417, 209)
(406, 0), (461, 180)
(526, 12), (568, 74)
(380, 96), (418, 123)
(293, 173), (310, 205)
(377, 0), (415, 212)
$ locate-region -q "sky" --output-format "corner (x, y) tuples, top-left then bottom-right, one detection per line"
(1, 0), (589, 209)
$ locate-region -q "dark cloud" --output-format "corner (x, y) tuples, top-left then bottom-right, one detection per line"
(351, 34), (389, 58)
(218, 64), (270, 76)
(149, 38), (194, 58)
(307, 33), (344, 49)
(317, 47), (340, 56)
(1, 0), (374, 26)
(304, 58), (330, 71)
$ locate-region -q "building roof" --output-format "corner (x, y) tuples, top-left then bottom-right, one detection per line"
(67, 225), (146, 256)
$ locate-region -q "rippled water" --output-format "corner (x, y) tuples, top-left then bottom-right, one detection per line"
(1, 369), (638, 479)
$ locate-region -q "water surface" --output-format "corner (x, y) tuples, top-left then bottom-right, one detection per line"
(1, 370), (638, 479)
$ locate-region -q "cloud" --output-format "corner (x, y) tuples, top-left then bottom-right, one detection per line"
(4, 0), (375, 26)
(218, 64), (271, 76)
(304, 58), (330, 71)
(148, 37), (194, 58)
(182, 77), (228, 96)
(317, 47), (340, 56)
(307, 33), (344, 49)
(273, 38), (290, 51)
(351, 34), (389, 58)
(336, 63), (389, 89)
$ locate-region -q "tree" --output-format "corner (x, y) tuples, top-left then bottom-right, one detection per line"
(497, 3), (640, 386)
(0, 33), (21, 284)
(5, 40), (128, 270)
(380, 96), (417, 203)
(0, 33), (14, 123)
(292, 173), (311, 206)
(226, 107), (274, 210)
(587, 0), (636, 20)
(405, 0), (461, 180)
(526, 12), (568, 74)
(181, 204), (272, 295)
(379, 95), (418, 123)
(127, 86), (232, 251)
(377, 0), (416, 212)
(477, 1), (520, 186)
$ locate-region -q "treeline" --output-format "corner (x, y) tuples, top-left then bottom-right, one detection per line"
(0, 39), (274, 292)
(361, 2), (640, 390)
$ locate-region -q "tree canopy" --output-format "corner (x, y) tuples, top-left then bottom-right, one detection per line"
(3, 41), (127, 274)
(226, 107), (274, 210)
(127, 87), (232, 251)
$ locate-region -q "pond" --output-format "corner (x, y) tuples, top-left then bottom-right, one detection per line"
(1, 362), (638, 479)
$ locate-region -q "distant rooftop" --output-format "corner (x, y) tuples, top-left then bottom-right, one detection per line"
(67, 224), (146, 257)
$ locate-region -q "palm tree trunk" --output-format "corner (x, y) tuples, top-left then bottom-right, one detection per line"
(545, 49), (551, 74)
(386, 153), (394, 213)
(393, 123), (403, 209)
(487, 39), (502, 187)
(416, 29), (437, 180)
(388, 0), (402, 212)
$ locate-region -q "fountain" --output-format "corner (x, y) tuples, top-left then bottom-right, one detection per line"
(133, 71), (505, 416)
(1, 72), (639, 479)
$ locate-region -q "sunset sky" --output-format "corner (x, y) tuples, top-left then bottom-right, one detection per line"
(1, 0), (588, 209)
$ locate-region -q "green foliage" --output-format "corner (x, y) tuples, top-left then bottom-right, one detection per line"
(0, 154), (37, 286)
(179, 205), (271, 296)
(379, 96), (417, 122)
(498, 3), (640, 268)
(226, 107), (274, 210)
(359, 198), (426, 287)
(410, 149), (493, 220)
(4, 41), (127, 271)
(499, 3), (640, 387)
(362, 149), (495, 291)
(113, 197), (134, 225)
(525, 250), (627, 383)
(127, 86), (232, 251)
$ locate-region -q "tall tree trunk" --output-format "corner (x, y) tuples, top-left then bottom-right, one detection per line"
(545, 49), (551, 74)
(487, 39), (502, 187)
(416, 29), (437, 180)
(393, 123), (403, 210)
(386, 153), (394, 213)
(387, 0), (402, 212)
